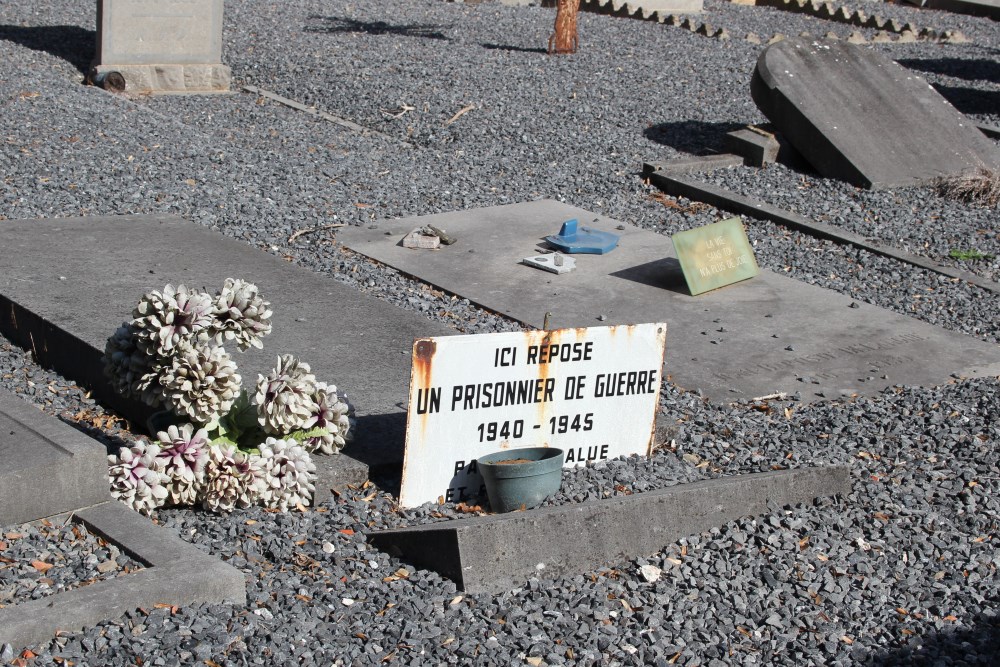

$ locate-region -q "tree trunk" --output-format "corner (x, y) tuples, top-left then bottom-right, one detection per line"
(548, 0), (581, 55)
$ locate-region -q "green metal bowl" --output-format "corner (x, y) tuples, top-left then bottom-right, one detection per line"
(477, 447), (565, 513)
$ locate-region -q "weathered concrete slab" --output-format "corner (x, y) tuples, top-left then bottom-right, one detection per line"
(0, 214), (457, 483)
(370, 466), (850, 592)
(0, 501), (246, 652)
(750, 38), (1000, 189)
(340, 200), (1000, 403)
(0, 391), (110, 526)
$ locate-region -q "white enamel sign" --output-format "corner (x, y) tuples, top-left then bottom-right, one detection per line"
(399, 323), (667, 508)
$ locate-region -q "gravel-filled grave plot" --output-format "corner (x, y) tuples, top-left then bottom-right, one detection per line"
(0, 519), (144, 607)
(1, 0), (999, 664)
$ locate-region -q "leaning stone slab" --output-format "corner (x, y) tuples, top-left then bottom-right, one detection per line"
(340, 200), (1000, 403)
(92, 0), (231, 93)
(369, 466), (850, 593)
(0, 390), (109, 526)
(0, 501), (246, 653)
(0, 214), (457, 492)
(751, 38), (1000, 189)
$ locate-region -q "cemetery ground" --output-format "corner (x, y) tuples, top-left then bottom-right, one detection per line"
(1, 0), (999, 664)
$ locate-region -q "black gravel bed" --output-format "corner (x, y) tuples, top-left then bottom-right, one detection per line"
(1, 0), (999, 664)
(0, 519), (143, 607)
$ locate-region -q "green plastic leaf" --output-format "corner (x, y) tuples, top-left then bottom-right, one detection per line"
(286, 427), (331, 442)
(210, 435), (238, 449)
(228, 390), (259, 431)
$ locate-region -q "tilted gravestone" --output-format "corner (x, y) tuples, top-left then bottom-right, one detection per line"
(90, 0), (230, 93)
(750, 37), (1000, 189)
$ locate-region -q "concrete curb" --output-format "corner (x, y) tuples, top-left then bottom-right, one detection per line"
(369, 466), (850, 593)
(0, 502), (246, 653)
(0, 390), (110, 526)
(643, 167), (1000, 295)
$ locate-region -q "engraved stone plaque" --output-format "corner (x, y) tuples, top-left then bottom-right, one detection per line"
(671, 218), (760, 295)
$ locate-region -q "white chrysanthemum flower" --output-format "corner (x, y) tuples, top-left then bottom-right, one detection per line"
(211, 278), (273, 351)
(132, 284), (214, 357)
(256, 355), (319, 434)
(108, 441), (169, 515)
(159, 341), (241, 424)
(303, 382), (353, 455)
(155, 424), (210, 505)
(201, 444), (261, 513)
(257, 437), (316, 511)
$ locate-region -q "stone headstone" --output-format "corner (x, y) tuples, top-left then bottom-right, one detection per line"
(750, 38), (1000, 189)
(91, 0), (230, 93)
(339, 200), (1000, 402)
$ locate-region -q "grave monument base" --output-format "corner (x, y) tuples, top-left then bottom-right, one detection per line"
(90, 63), (232, 94)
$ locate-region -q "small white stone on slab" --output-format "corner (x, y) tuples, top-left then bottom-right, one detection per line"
(521, 253), (576, 274)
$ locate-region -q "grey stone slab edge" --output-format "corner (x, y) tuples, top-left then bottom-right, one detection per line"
(642, 166), (1000, 295)
(369, 466), (850, 593)
(977, 123), (1000, 140)
(0, 390), (110, 526)
(0, 501), (246, 652)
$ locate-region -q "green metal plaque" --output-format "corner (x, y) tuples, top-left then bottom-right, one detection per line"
(671, 218), (759, 296)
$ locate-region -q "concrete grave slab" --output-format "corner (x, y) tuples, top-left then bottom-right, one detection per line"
(0, 500), (246, 653)
(369, 466), (850, 593)
(0, 390), (110, 526)
(339, 200), (1000, 403)
(750, 38), (1000, 189)
(0, 215), (458, 487)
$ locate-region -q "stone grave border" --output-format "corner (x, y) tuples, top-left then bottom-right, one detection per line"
(0, 391), (110, 527)
(462, 0), (967, 43)
(467, 0), (963, 43)
(370, 466), (850, 593)
(642, 159), (1000, 295)
(0, 501), (246, 653)
(582, 0), (967, 44)
(756, 0), (970, 41)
